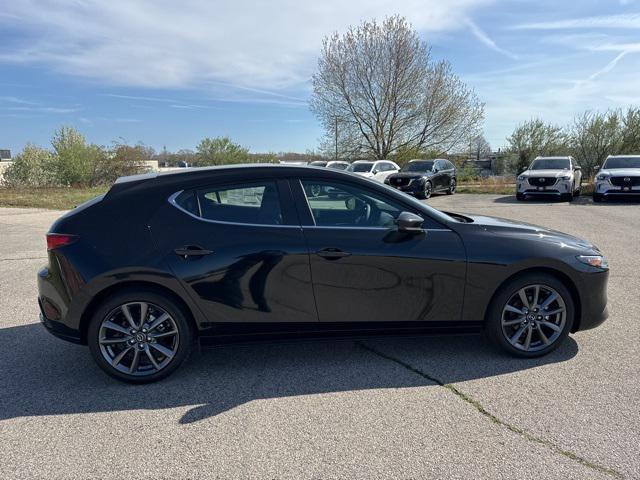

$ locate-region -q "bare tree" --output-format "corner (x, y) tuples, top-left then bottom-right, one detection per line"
(469, 134), (492, 160)
(311, 16), (484, 160)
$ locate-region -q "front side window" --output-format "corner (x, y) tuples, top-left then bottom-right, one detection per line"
(402, 161), (434, 173)
(176, 181), (283, 225)
(301, 180), (406, 228)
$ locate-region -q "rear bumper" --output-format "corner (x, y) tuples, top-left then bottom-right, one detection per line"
(39, 311), (83, 344)
(37, 265), (84, 344)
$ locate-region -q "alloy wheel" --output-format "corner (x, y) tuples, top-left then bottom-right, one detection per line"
(500, 284), (566, 352)
(98, 302), (180, 376)
(450, 179), (456, 193)
(424, 182), (432, 199)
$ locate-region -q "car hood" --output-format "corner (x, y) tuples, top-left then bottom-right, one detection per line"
(463, 214), (597, 251)
(522, 169), (573, 177)
(599, 168), (640, 177)
(351, 171), (374, 177)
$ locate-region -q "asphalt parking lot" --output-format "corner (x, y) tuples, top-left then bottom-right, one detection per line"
(1, 194), (638, 479)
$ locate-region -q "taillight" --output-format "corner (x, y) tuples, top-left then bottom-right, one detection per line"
(46, 233), (78, 251)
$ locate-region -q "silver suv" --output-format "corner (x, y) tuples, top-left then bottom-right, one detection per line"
(593, 155), (640, 202)
(516, 156), (582, 201)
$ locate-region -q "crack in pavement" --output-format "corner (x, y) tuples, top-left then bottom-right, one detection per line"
(356, 341), (624, 479)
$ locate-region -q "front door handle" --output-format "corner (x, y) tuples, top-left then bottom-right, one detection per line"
(174, 245), (214, 259)
(316, 247), (351, 259)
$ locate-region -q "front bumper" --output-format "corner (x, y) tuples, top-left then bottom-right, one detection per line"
(385, 179), (424, 195)
(573, 269), (609, 332)
(517, 178), (573, 196)
(594, 180), (640, 196)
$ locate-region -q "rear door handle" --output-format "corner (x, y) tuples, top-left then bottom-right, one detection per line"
(174, 245), (214, 259)
(316, 247), (351, 259)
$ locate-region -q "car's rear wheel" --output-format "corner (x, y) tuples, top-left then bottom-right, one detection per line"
(484, 273), (574, 357)
(87, 289), (193, 383)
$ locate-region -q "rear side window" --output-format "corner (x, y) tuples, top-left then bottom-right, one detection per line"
(174, 181), (283, 225)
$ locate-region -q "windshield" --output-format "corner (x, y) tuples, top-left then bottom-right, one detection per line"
(530, 158), (570, 170)
(348, 162), (373, 172)
(309, 161), (327, 167)
(401, 161), (434, 173)
(603, 157), (640, 169)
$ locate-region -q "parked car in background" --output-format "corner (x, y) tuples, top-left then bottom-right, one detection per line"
(385, 159), (456, 199)
(309, 160), (351, 170)
(516, 156), (582, 201)
(38, 164), (609, 382)
(347, 160), (399, 182)
(593, 155), (640, 202)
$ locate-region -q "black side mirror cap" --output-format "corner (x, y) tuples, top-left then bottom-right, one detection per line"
(395, 211), (424, 233)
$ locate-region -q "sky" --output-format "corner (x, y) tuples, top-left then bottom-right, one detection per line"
(1, 0), (639, 155)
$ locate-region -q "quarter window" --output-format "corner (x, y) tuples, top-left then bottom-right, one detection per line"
(175, 181), (283, 225)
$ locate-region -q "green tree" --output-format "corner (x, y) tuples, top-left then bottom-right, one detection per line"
(506, 119), (567, 174)
(620, 106), (640, 154)
(195, 137), (250, 166)
(3, 144), (56, 187)
(569, 111), (623, 178)
(50, 126), (102, 186)
(96, 142), (152, 184)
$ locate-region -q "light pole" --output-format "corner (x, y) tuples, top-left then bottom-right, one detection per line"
(334, 116), (339, 161)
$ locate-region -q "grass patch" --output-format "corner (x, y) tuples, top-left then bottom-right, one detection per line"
(0, 187), (108, 210)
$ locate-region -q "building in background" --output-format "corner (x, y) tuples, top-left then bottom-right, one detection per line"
(0, 149), (11, 161)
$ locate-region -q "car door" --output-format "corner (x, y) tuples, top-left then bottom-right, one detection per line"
(371, 162), (394, 183)
(149, 178), (318, 326)
(291, 177), (467, 324)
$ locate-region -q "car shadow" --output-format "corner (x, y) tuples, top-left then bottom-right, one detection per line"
(0, 323), (578, 424)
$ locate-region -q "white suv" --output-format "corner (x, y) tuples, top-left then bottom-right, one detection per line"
(594, 155), (640, 202)
(516, 156), (582, 201)
(347, 160), (400, 182)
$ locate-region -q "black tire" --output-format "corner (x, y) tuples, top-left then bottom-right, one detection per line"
(562, 192), (574, 202)
(417, 180), (432, 200)
(593, 193), (603, 203)
(516, 193), (525, 201)
(574, 183), (581, 196)
(484, 272), (574, 358)
(446, 178), (456, 195)
(87, 288), (194, 383)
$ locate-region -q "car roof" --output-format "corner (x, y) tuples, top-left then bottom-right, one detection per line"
(606, 154), (640, 158)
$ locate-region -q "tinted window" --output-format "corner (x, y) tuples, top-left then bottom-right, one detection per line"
(195, 181), (283, 225)
(530, 158), (570, 170)
(328, 162), (349, 170)
(603, 157), (640, 169)
(174, 190), (199, 216)
(401, 161), (434, 172)
(301, 180), (406, 228)
(348, 162), (373, 172)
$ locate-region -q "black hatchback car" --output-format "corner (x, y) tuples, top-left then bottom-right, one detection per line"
(38, 165), (609, 382)
(385, 159), (456, 199)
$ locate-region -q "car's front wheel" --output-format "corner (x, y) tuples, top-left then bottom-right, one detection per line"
(87, 289), (194, 383)
(417, 180), (432, 200)
(446, 178), (456, 195)
(484, 273), (574, 357)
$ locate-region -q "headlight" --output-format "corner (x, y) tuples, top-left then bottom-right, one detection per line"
(577, 255), (609, 270)
(517, 175), (526, 181)
(559, 175), (571, 180)
(596, 174), (609, 181)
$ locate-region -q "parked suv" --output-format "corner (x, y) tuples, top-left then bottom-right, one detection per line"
(384, 159), (456, 199)
(347, 160), (399, 182)
(516, 156), (582, 201)
(593, 155), (640, 202)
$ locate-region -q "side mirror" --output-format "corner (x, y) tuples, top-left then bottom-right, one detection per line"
(372, 169), (379, 175)
(395, 211), (424, 233)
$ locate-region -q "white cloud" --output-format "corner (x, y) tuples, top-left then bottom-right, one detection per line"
(465, 19), (518, 59)
(512, 13), (640, 30)
(0, 0), (490, 94)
